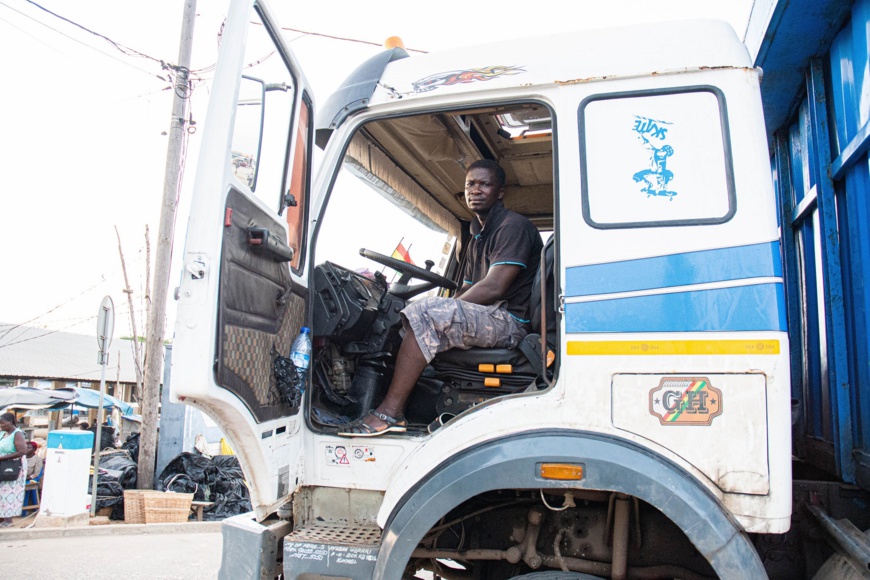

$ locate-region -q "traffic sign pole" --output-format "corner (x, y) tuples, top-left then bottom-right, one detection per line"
(91, 296), (114, 518)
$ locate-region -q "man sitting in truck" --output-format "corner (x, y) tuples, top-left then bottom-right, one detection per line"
(338, 159), (543, 437)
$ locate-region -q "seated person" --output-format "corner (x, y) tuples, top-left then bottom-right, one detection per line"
(25, 441), (43, 482)
(339, 159), (543, 437)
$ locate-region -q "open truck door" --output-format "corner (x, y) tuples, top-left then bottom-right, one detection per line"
(171, 0), (314, 520)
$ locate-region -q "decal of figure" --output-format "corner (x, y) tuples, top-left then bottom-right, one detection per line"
(631, 115), (677, 199)
(412, 65), (525, 93)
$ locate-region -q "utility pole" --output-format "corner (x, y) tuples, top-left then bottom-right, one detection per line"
(115, 225), (144, 400)
(145, 225), (152, 343)
(138, 0), (196, 489)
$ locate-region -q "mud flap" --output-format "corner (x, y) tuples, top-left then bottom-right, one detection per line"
(219, 512), (291, 580)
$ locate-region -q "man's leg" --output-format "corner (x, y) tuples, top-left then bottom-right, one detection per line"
(337, 297), (524, 435)
(357, 331), (428, 432)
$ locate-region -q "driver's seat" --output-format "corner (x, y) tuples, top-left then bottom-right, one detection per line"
(426, 236), (557, 416)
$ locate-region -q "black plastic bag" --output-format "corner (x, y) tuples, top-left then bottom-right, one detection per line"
(212, 455), (244, 481)
(122, 432), (140, 463)
(158, 452), (218, 488)
(163, 472), (204, 500)
(273, 354), (303, 407)
(88, 471), (125, 518)
(204, 478), (252, 521)
(156, 452), (251, 520)
(100, 452), (138, 489)
(157, 452), (217, 501)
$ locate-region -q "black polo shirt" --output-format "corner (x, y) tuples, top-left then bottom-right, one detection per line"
(462, 200), (543, 323)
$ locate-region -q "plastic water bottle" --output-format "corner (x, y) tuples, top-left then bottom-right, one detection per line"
(290, 326), (312, 370)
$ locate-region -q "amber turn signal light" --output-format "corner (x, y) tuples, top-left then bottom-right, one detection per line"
(540, 463), (584, 480)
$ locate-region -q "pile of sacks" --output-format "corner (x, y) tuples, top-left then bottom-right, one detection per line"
(156, 452), (251, 520)
(90, 449), (138, 520)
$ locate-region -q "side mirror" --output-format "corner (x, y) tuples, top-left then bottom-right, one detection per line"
(230, 76), (266, 190)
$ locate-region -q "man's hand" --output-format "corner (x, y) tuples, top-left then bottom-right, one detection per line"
(455, 264), (521, 305)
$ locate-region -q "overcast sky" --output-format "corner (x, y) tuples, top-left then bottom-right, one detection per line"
(0, 0), (754, 341)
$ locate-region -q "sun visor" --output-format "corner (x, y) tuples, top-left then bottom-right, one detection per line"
(345, 133), (461, 241)
(315, 47), (409, 149)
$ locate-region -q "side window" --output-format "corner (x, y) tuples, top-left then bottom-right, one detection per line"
(285, 95), (312, 272)
(579, 87), (735, 228)
(230, 7), (296, 210)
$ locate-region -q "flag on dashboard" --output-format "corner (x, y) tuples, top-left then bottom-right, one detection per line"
(391, 239), (414, 265)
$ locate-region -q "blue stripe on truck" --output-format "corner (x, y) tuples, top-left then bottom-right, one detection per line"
(564, 241), (783, 297)
(565, 283), (787, 333)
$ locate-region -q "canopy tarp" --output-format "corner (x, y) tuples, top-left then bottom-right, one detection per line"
(73, 387), (134, 416)
(0, 386), (78, 411)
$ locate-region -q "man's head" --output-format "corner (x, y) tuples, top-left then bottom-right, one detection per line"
(464, 159), (506, 221)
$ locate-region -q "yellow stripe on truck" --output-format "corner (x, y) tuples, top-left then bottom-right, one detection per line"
(567, 340), (780, 356)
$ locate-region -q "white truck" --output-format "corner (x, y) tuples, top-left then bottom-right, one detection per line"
(171, 1), (790, 578)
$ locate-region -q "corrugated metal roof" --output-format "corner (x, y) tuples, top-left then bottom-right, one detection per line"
(0, 323), (144, 384)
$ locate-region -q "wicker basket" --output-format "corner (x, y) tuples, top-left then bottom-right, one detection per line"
(143, 491), (194, 524)
(123, 489), (159, 524)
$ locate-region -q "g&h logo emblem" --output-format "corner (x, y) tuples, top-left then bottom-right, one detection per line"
(649, 377), (722, 426)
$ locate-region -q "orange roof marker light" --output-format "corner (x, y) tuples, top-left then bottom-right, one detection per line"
(384, 36), (405, 50)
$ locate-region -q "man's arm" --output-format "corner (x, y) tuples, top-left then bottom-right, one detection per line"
(456, 264), (520, 305)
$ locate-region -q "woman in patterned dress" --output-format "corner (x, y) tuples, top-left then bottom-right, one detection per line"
(0, 412), (27, 526)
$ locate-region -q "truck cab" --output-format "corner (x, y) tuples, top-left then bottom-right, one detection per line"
(171, 1), (791, 578)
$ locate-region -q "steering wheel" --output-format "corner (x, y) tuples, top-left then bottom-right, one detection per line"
(359, 248), (457, 292)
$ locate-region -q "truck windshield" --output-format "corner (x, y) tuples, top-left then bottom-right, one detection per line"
(315, 156), (458, 292)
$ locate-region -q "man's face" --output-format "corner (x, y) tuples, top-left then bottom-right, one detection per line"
(464, 167), (504, 217)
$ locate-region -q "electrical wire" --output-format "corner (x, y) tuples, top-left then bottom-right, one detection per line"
(281, 25), (428, 53)
(0, 0), (165, 80)
(23, 0), (171, 69)
(0, 11), (63, 53)
(0, 318), (98, 350)
(0, 277), (111, 342)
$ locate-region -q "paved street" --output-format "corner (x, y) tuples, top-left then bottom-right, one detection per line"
(2, 526), (222, 579)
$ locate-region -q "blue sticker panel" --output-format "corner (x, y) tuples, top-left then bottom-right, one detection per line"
(47, 429), (95, 450)
(565, 283), (787, 333)
(565, 242), (782, 298)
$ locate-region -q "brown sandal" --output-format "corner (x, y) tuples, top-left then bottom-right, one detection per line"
(337, 410), (407, 437)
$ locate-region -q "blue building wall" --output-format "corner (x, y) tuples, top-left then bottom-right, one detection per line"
(757, 0), (870, 489)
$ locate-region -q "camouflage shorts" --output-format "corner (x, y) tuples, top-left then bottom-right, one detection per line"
(402, 297), (527, 363)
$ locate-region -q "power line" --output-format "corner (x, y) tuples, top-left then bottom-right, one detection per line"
(0, 0), (165, 80)
(0, 275), (112, 341)
(281, 25), (428, 53)
(23, 0), (174, 70)
(0, 318), (97, 350)
(0, 10), (63, 54)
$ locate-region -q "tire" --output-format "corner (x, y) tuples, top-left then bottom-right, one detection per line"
(507, 572), (604, 580)
(811, 528), (870, 580)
